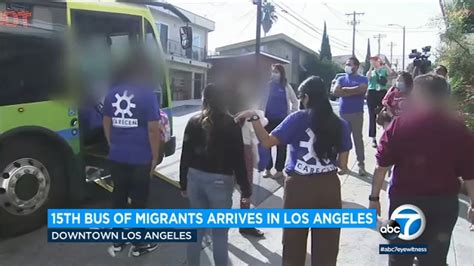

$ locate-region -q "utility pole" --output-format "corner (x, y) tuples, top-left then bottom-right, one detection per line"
(388, 41), (396, 64)
(388, 24), (406, 70)
(373, 33), (386, 55)
(253, 0), (263, 71)
(345, 11), (364, 56)
(402, 26), (406, 70)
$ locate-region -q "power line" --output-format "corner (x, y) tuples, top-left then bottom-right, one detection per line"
(235, 12), (255, 41)
(276, 11), (349, 52)
(330, 28), (437, 33)
(345, 11), (364, 56)
(270, 0), (351, 48)
(276, 0), (352, 47)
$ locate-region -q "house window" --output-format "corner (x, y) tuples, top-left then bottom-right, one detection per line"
(192, 35), (202, 60)
(157, 23), (168, 52)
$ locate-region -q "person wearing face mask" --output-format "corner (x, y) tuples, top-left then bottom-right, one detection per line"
(260, 64), (298, 179)
(380, 71), (413, 126)
(236, 76), (352, 265)
(366, 56), (395, 148)
(332, 57), (369, 176)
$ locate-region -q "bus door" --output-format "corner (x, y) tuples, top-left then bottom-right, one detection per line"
(69, 8), (143, 185)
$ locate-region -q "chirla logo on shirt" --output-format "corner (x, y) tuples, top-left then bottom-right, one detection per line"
(111, 90), (138, 128)
(295, 128), (337, 175)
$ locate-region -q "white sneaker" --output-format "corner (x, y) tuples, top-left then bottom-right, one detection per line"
(273, 171), (284, 179)
(128, 243), (159, 257)
(263, 170), (272, 178)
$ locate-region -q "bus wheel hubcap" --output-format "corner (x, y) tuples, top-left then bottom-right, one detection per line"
(0, 158), (50, 215)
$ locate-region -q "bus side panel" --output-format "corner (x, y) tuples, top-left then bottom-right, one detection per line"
(0, 101), (80, 153)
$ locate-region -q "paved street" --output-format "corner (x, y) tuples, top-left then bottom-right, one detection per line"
(1, 101), (473, 266)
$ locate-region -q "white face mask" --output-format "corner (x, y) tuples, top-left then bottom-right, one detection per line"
(396, 82), (407, 91)
(271, 72), (281, 82)
(344, 66), (353, 74)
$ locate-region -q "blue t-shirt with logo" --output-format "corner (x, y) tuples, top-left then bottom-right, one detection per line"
(336, 74), (368, 114)
(265, 82), (288, 120)
(271, 110), (352, 175)
(103, 85), (160, 165)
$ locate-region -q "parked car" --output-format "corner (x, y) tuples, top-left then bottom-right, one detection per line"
(329, 73), (345, 101)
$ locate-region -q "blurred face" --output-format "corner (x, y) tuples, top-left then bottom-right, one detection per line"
(371, 58), (382, 68)
(435, 68), (447, 78)
(395, 75), (407, 91)
(410, 85), (447, 111)
(271, 68), (281, 82)
(297, 90), (309, 109)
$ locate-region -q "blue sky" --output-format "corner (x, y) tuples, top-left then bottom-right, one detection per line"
(174, 0), (443, 65)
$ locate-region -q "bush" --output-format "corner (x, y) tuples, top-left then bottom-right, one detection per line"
(300, 56), (344, 92)
(437, 0), (474, 130)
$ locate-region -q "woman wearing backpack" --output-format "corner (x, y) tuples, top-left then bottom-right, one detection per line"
(366, 56), (394, 147)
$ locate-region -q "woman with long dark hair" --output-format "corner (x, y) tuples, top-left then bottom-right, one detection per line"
(261, 64), (298, 178)
(180, 84), (251, 266)
(236, 76), (352, 265)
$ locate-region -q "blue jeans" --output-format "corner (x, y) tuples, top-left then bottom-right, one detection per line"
(186, 168), (234, 266)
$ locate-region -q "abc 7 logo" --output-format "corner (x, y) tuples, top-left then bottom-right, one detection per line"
(379, 204), (426, 241)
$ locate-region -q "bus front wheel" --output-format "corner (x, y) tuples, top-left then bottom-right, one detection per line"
(0, 138), (67, 237)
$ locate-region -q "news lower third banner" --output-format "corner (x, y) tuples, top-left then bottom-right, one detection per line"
(48, 229), (196, 243)
(48, 209), (376, 229)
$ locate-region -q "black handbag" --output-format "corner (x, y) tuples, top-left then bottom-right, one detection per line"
(375, 70), (388, 86)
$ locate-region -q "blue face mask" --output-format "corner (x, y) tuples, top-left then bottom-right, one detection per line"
(396, 82), (407, 92)
(271, 73), (281, 82)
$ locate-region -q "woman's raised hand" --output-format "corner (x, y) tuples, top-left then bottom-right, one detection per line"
(234, 110), (257, 123)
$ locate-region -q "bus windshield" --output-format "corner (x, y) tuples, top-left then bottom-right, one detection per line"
(0, 2), (67, 106)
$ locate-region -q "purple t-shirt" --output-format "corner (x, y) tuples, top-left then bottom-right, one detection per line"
(271, 110), (352, 175)
(265, 82), (288, 120)
(336, 74), (368, 114)
(104, 85), (160, 165)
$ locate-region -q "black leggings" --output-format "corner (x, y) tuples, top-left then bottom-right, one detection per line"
(367, 90), (387, 138)
(109, 161), (151, 209)
(388, 196), (459, 266)
(265, 119), (286, 172)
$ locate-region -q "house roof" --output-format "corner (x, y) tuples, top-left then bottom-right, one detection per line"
(148, 5), (215, 31)
(216, 33), (318, 56)
(207, 51), (291, 64)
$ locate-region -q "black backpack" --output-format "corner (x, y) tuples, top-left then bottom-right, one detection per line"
(375, 70), (388, 86)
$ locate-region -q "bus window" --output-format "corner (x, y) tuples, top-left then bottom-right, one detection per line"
(71, 10), (141, 104)
(0, 3), (66, 106)
(145, 19), (169, 108)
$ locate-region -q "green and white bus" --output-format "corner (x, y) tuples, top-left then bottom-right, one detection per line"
(0, 1), (192, 237)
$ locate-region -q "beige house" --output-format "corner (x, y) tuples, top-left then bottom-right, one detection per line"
(215, 33), (318, 86)
(149, 6), (215, 100)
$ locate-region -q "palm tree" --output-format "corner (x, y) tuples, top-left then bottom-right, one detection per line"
(261, 1), (278, 36)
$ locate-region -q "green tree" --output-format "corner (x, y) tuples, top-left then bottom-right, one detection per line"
(320, 22), (332, 61)
(300, 55), (343, 92)
(261, 1), (278, 36)
(437, 0), (473, 130)
(363, 38), (371, 74)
